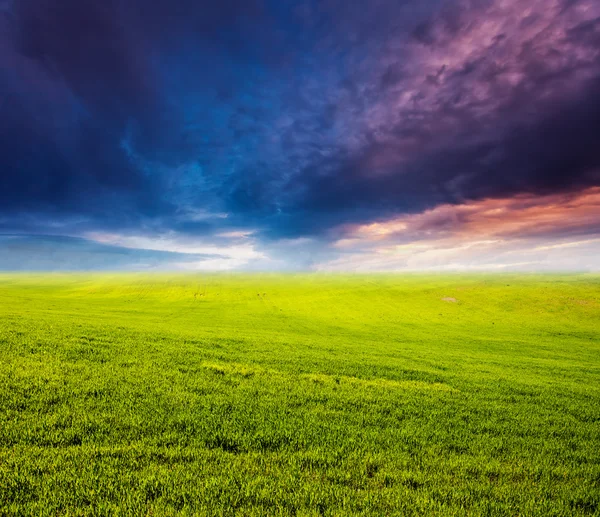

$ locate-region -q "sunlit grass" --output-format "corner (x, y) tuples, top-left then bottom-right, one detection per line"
(1, 273), (599, 515)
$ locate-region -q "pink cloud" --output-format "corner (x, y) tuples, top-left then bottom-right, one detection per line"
(341, 186), (600, 243)
(360, 0), (600, 172)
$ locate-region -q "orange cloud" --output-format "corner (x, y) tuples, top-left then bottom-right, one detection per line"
(322, 188), (600, 271)
(343, 187), (600, 243)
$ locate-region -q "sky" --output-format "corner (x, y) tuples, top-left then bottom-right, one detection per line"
(1, 0), (600, 271)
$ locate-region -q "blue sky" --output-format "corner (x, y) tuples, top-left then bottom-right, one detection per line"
(1, 0), (600, 270)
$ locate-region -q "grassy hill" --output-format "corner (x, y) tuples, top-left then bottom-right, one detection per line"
(1, 273), (599, 515)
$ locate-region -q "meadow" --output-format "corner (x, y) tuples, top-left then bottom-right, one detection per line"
(0, 273), (599, 516)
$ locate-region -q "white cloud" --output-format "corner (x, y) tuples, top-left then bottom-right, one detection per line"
(85, 231), (267, 270)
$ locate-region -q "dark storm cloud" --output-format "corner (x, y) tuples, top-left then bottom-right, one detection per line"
(1, 0), (600, 256)
(287, 74), (600, 235)
(263, 0), (600, 236)
(1, 0), (168, 223)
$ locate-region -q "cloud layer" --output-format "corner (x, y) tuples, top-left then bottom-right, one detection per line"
(323, 188), (600, 271)
(1, 0), (600, 269)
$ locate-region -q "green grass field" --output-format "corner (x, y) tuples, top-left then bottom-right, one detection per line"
(1, 273), (599, 516)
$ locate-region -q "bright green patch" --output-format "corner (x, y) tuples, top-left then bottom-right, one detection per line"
(0, 273), (599, 515)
